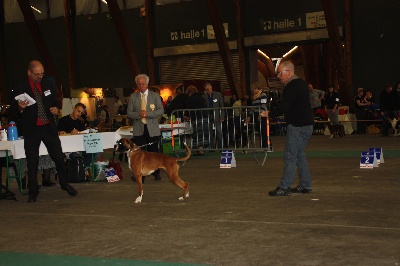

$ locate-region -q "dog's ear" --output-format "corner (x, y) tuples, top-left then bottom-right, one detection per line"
(132, 142), (138, 150)
(127, 139), (136, 150)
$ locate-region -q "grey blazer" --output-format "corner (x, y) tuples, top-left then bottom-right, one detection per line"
(127, 90), (164, 137)
(203, 91), (225, 121)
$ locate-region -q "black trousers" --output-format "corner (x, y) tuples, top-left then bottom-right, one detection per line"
(24, 125), (69, 197)
(133, 125), (161, 177)
(133, 125), (160, 152)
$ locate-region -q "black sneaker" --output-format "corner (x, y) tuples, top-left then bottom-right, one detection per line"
(268, 187), (292, 196)
(291, 186), (312, 194)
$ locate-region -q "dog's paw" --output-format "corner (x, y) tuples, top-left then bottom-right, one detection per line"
(179, 197), (184, 201)
(135, 195), (142, 203)
(185, 192), (189, 198)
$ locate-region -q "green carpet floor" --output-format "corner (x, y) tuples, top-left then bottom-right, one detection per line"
(0, 252), (204, 266)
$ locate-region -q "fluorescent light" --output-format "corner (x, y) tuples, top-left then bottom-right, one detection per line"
(257, 49), (271, 60)
(102, 0), (108, 4)
(283, 46), (298, 58)
(31, 5), (41, 13)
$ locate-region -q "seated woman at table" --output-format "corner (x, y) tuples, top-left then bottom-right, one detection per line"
(184, 85), (210, 155)
(58, 102), (99, 169)
(15, 155), (57, 189)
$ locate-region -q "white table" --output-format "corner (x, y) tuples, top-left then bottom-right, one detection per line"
(339, 113), (357, 134)
(0, 132), (118, 191)
(0, 132), (117, 159)
(324, 113), (357, 135)
(116, 123), (192, 139)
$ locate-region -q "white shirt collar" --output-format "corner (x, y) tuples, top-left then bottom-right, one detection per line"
(141, 89), (148, 97)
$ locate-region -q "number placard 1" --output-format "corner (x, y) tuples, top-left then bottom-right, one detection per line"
(220, 150), (236, 168)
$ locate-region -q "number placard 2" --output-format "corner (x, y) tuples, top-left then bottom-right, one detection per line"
(360, 151), (378, 169)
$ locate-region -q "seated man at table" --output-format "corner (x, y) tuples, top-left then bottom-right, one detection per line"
(58, 102), (99, 169)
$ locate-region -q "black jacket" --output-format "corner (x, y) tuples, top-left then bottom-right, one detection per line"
(186, 92), (207, 120)
(9, 76), (60, 137)
(380, 88), (399, 111)
(269, 78), (314, 127)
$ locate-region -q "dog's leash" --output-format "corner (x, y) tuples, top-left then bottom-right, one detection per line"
(133, 141), (158, 151)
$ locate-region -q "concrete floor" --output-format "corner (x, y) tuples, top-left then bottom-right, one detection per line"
(0, 134), (399, 265)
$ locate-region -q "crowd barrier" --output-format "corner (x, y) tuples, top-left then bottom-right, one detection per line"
(169, 106), (272, 165)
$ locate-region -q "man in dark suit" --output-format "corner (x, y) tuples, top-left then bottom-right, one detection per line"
(127, 74), (164, 180)
(9, 60), (77, 203)
(202, 82), (225, 149)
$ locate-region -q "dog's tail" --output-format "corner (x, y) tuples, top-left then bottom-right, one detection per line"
(176, 143), (191, 162)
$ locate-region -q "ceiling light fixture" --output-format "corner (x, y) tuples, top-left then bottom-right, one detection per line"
(102, 0), (108, 4)
(257, 49), (271, 60)
(30, 6), (41, 13)
(282, 46), (298, 58)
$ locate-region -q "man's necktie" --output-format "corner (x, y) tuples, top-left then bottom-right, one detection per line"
(141, 93), (147, 124)
(33, 83), (49, 123)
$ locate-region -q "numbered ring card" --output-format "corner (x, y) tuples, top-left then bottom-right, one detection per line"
(360, 151), (378, 169)
(369, 148), (384, 164)
(220, 150), (236, 169)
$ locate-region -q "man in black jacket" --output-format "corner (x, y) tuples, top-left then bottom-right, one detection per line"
(9, 60), (77, 202)
(261, 61), (314, 196)
(379, 84), (399, 136)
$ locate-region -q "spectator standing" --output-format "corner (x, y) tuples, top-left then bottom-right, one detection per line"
(324, 85), (340, 126)
(100, 105), (110, 123)
(185, 85), (209, 154)
(91, 113), (101, 128)
(202, 82), (225, 149)
(261, 61), (314, 196)
(113, 96), (123, 115)
(127, 74), (164, 180)
(354, 88), (370, 134)
(380, 84), (399, 136)
(165, 88), (189, 119)
(308, 83), (325, 113)
(229, 94), (237, 107)
(395, 82), (400, 108)
(8, 60), (77, 202)
(251, 82), (268, 148)
(166, 96), (173, 108)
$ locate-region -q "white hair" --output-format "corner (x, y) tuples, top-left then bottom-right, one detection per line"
(135, 74), (150, 85)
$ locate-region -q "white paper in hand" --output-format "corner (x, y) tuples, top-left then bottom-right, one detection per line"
(15, 93), (36, 106)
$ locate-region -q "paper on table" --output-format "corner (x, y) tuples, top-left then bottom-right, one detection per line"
(79, 129), (90, 134)
(15, 93), (36, 106)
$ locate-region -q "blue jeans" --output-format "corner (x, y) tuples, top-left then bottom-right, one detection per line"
(278, 124), (313, 189)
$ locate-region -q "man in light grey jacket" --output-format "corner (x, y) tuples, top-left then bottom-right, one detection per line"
(127, 74), (164, 180)
(308, 83), (325, 113)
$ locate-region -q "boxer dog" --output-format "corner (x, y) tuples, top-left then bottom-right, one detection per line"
(115, 138), (191, 203)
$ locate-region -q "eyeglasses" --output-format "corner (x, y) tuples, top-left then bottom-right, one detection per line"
(31, 72), (44, 77)
(277, 69), (290, 75)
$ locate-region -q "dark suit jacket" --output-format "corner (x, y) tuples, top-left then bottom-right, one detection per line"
(9, 76), (60, 138)
(202, 91), (225, 121)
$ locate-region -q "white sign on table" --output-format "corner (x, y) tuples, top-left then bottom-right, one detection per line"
(83, 133), (104, 153)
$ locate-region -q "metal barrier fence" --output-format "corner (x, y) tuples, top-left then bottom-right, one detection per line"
(168, 106), (272, 165)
